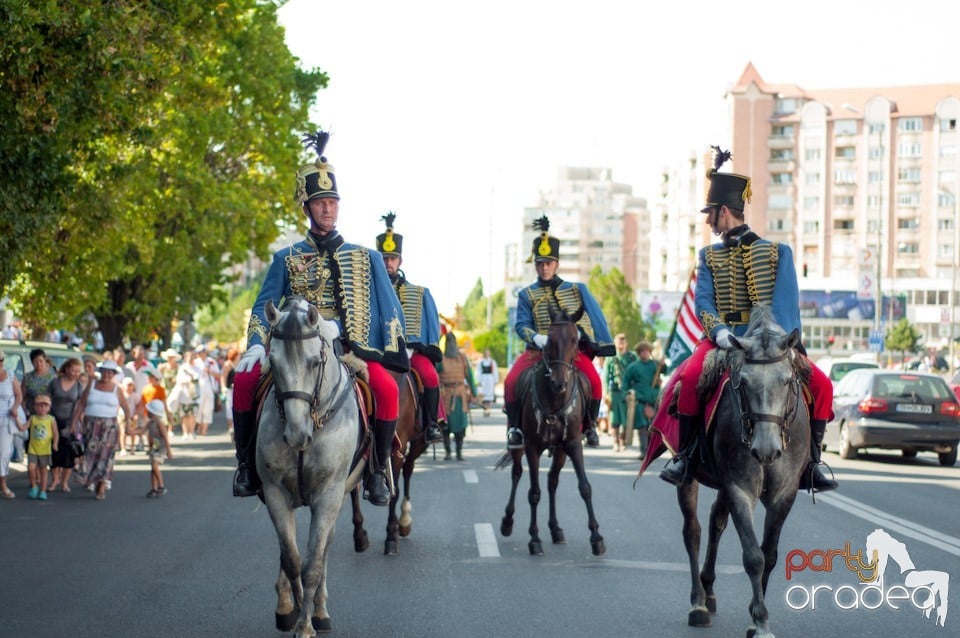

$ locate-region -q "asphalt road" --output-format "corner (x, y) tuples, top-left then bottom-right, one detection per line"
(1, 408), (958, 638)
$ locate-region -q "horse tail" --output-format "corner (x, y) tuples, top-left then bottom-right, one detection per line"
(494, 451), (513, 470)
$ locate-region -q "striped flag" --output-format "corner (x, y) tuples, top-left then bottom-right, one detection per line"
(664, 270), (703, 373)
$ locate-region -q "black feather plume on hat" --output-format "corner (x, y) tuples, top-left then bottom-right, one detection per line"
(381, 212), (397, 229)
(710, 145), (732, 170)
(532, 215), (550, 232)
(302, 130), (331, 160)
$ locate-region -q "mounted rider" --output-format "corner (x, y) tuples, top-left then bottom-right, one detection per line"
(503, 215), (614, 449)
(659, 146), (838, 494)
(232, 130), (409, 506)
(375, 212), (445, 446)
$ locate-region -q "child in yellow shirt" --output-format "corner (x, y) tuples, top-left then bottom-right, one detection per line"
(23, 393), (59, 500)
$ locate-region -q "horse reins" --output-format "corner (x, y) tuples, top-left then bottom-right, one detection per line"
(732, 350), (800, 448)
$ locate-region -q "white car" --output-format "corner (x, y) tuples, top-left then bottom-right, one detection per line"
(816, 355), (880, 385)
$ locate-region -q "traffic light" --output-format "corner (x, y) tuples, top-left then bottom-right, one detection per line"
(802, 262), (808, 277)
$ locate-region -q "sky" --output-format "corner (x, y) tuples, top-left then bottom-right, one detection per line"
(278, 0), (960, 314)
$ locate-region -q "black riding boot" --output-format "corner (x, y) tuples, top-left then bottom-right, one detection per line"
(421, 386), (444, 444)
(365, 419), (396, 506)
(454, 432), (464, 460)
(505, 401), (523, 449)
(659, 414), (701, 486)
(582, 398), (601, 448)
(799, 419), (839, 493)
(443, 430), (452, 460)
(232, 409), (261, 498)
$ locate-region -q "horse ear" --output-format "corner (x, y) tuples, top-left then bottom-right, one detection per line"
(265, 300), (279, 325)
(786, 329), (801, 350)
(306, 303), (319, 327)
(570, 305), (584, 324)
(548, 305), (558, 323)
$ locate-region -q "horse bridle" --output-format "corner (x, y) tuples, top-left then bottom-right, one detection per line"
(732, 350), (801, 448)
(269, 308), (353, 431)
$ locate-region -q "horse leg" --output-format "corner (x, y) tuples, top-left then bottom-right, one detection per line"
(678, 482), (710, 627)
(727, 492), (772, 638)
(264, 492), (303, 632)
(384, 485), (401, 555)
(525, 446), (544, 555)
(566, 442), (605, 556)
(398, 445), (420, 538)
(546, 450), (566, 544)
(701, 491), (731, 615)
(299, 488), (343, 637)
(349, 487), (369, 553)
(500, 450), (523, 538)
(759, 493), (798, 597)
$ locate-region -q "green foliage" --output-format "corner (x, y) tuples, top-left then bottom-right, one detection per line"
(459, 279), (508, 332)
(0, 1), (326, 348)
(472, 326), (508, 365)
(195, 284), (259, 347)
(885, 318), (923, 362)
(586, 265), (653, 347)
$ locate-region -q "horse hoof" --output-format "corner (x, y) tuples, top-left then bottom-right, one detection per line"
(688, 607), (711, 627)
(312, 616), (332, 633)
(529, 540), (544, 555)
(591, 539), (606, 556)
(384, 539), (399, 555)
(399, 524), (411, 537)
(706, 594), (717, 614)
(550, 528), (566, 544)
(354, 532), (369, 553)
(276, 609), (299, 632)
(500, 518), (513, 537)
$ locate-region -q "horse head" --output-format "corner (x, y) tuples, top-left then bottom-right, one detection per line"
(726, 306), (804, 465)
(265, 296), (341, 451)
(543, 306), (582, 395)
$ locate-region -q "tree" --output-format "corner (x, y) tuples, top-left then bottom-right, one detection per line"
(587, 265), (653, 347)
(1, 1), (327, 348)
(885, 318), (923, 366)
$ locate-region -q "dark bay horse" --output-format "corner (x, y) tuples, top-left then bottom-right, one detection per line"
(257, 297), (361, 637)
(678, 305), (810, 638)
(496, 307), (605, 556)
(348, 370), (428, 555)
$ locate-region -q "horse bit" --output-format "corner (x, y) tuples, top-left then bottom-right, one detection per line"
(268, 310), (353, 431)
(731, 350), (800, 448)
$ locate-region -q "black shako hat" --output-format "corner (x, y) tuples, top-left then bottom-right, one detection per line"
(701, 145), (752, 213)
(295, 130), (339, 203)
(376, 212), (403, 257)
(527, 215), (560, 263)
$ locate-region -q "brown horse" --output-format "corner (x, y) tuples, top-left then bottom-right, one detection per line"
(496, 306), (605, 556)
(348, 370), (428, 555)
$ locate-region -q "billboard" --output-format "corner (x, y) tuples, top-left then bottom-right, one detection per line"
(799, 290), (906, 322)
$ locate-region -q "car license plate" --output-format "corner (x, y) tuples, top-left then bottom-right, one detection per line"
(896, 404), (933, 414)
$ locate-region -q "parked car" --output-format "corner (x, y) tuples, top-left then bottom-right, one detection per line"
(0, 339), (86, 383)
(815, 355), (880, 385)
(826, 369), (960, 466)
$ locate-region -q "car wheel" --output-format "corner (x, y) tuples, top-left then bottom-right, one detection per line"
(938, 446), (958, 467)
(838, 424), (857, 460)
(901, 449), (918, 459)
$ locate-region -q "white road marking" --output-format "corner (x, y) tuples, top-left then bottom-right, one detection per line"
(819, 491), (960, 558)
(463, 469), (478, 484)
(475, 523), (500, 557)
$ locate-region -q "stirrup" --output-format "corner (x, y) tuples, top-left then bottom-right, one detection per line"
(506, 427), (523, 450)
(583, 428), (600, 448)
(364, 471), (391, 506)
(424, 423), (444, 444)
(659, 454), (690, 486)
(233, 466), (261, 498)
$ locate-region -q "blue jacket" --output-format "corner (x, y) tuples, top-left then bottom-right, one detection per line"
(515, 277), (615, 357)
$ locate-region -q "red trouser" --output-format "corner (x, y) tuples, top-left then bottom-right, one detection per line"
(410, 352), (439, 388)
(677, 339), (833, 421)
(503, 349), (602, 403)
(233, 359), (399, 420)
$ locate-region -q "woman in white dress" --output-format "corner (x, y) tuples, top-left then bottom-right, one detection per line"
(475, 349), (499, 418)
(0, 357), (24, 498)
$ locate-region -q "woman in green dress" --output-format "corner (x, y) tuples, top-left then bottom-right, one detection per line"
(437, 331), (476, 461)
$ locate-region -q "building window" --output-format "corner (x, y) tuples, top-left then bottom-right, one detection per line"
(897, 217), (919, 230)
(770, 148), (794, 161)
(941, 119), (957, 132)
(897, 192), (920, 207)
(898, 242), (920, 254)
(867, 219), (880, 233)
(835, 146), (856, 159)
(867, 195), (882, 209)
(834, 169), (856, 184)
(868, 171), (883, 184)
(775, 97), (798, 114)
(803, 196), (820, 209)
(834, 219), (855, 230)
(938, 218), (955, 231)
(771, 172), (792, 184)
(869, 146), (884, 160)
(833, 195), (855, 208)
(804, 148), (821, 161)
(898, 167), (922, 182)
(769, 218), (787, 231)
(803, 220), (820, 233)
(772, 124), (795, 137)
(898, 117), (923, 132)
(939, 192), (956, 207)
(769, 194), (792, 209)
(805, 172), (821, 185)
(835, 119), (858, 135)
(939, 243), (954, 259)
(897, 142), (922, 157)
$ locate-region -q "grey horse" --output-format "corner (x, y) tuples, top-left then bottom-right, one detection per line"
(677, 305), (810, 638)
(258, 297), (361, 637)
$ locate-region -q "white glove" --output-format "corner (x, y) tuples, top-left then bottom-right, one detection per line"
(533, 334), (548, 349)
(237, 344), (266, 373)
(715, 328), (733, 350)
(406, 347), (415, 360)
